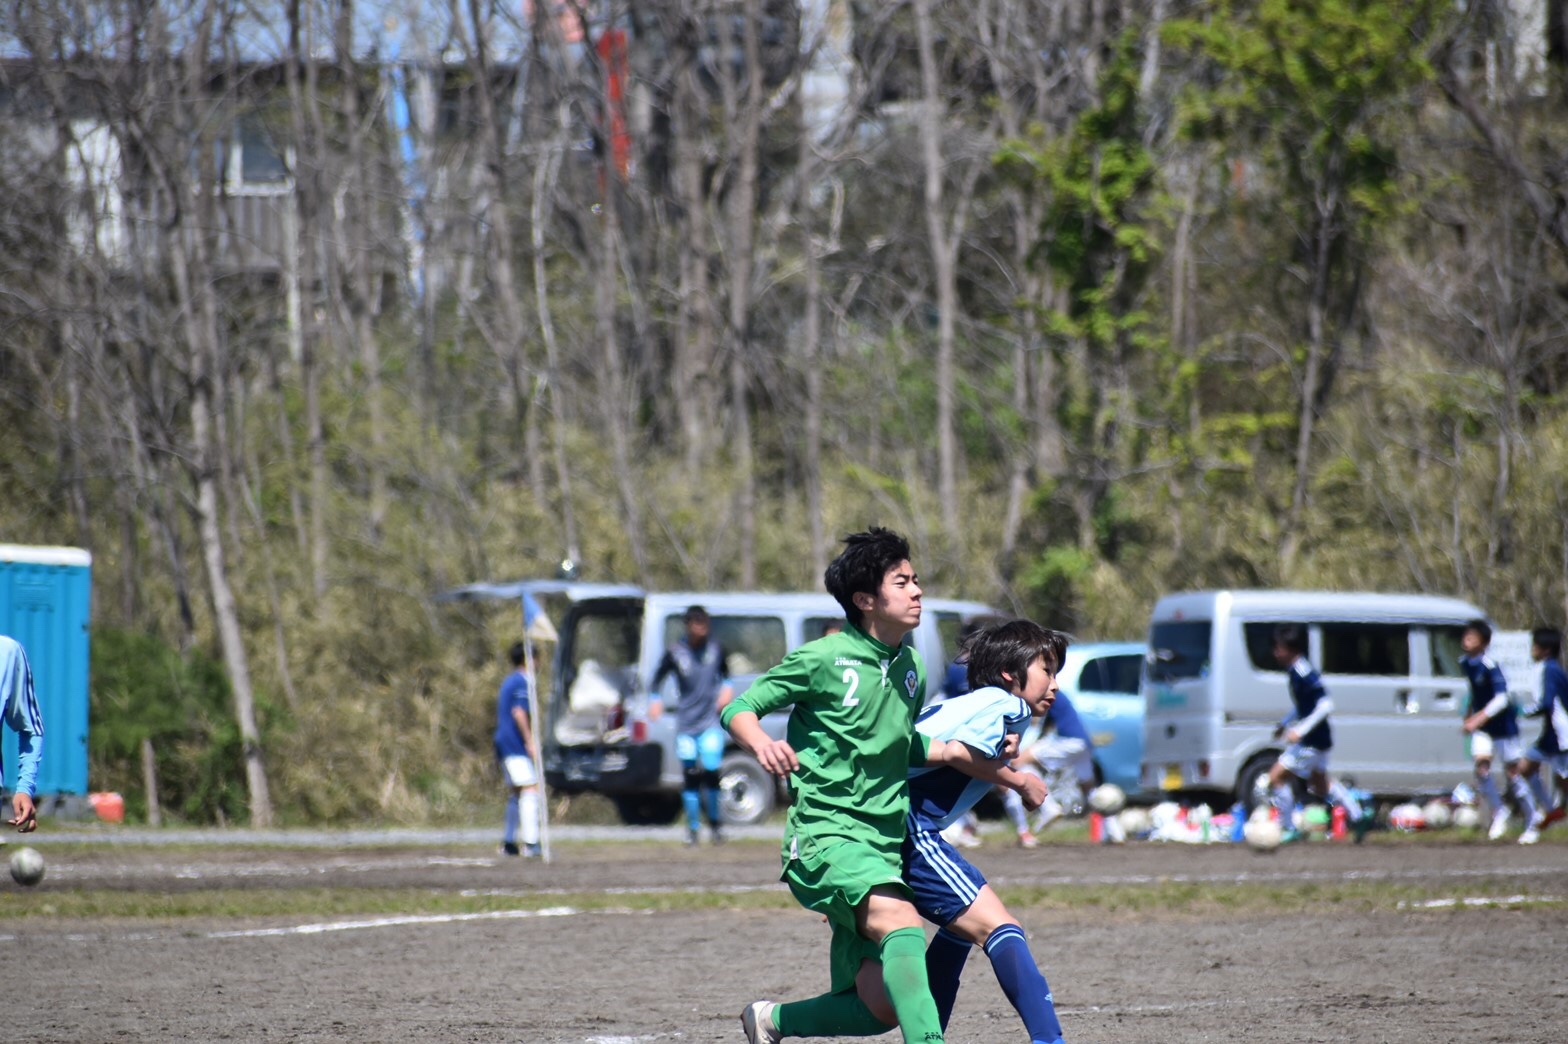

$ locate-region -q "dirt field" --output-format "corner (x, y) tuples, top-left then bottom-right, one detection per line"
(5, 835), (1565, 1043)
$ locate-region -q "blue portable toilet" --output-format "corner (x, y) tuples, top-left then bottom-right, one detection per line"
(0, 545), (92, 797)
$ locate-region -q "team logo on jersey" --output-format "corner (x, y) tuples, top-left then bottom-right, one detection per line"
(904, 669), (918, 699)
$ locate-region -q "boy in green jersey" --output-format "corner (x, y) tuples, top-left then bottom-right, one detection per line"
(724, 527), (1010, 1044)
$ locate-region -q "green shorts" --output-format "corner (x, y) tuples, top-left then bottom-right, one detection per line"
(782, 834), (910, 993)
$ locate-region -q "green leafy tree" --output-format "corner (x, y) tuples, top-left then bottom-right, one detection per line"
(1165, 0), (1448, 568)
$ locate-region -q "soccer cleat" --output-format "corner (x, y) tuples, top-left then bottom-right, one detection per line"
(1279, 828), (1303, 844)
(686, 829), (701, 847)
(1519, 825), (1541, 845)
(1544, 806), (1567, 827)
(711, 825), (726, 845)
(1352, 811), (1374, 845)
(741, 1000), (782, 1044)
(499, 842), (521, 857)
(1017, 830), (1039, 849)
(1488, 809), (1511, 841)
(522, 843), (542, 858)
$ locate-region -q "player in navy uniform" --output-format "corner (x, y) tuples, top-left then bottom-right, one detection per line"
(494, 641), (541, 857)
(1517, 627), (1568, 844)
(1268, 625), (1369, 842)
(1459, 619), (1537, 839)
(649, 605), (734, 846)
(863, 619), (1067, 1044)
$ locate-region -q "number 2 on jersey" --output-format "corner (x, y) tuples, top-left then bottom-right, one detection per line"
(841, 668), (860, 707)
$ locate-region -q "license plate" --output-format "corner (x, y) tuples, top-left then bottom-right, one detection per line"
(1162, 764), (1183, 790)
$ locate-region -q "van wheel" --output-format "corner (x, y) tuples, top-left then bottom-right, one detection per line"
(719, 751), (777, 826)
(1236, 754), (1280, 815)
(611, 794), (682, 826)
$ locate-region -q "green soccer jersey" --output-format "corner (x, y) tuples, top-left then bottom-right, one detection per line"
(721, 622), (932, 859)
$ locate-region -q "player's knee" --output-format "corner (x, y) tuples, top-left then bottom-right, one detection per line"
(854, 964), (897, 1026)
(700, 769), (720, 791)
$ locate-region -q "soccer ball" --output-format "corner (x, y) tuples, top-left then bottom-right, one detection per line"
(9, 846), (45, 887)
(1422, 800), (1453, 830)
(1088, 783), (1126, 815)
(1117, 806), (1152, 837)
(1388, 803), (1426, 832)
(1243, 818), (1283, 852)
(1453, 805), (1483, 830)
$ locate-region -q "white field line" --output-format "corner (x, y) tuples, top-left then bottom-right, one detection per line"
(205, 905), (645, 938)
(1396, 894), (1561, 909)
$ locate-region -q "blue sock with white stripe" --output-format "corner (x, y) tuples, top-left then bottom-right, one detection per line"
(1527, 772), (1550, 814)
(503, 792), (520, 845)
(681, 787), (701, 833)
(1328, 780), (1363, 820)
(984, 924), (1063, 1044)
(925, 927), (971, 1029)
(1476, 767), (1503, 812)
(1511, 774), (1537, 823)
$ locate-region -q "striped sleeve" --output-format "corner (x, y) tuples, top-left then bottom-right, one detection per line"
(1, 637), (45, 795)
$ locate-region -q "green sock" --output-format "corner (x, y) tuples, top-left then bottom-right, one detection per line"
(775, 990), (892, 1037)
(881, 926), (945, 1043)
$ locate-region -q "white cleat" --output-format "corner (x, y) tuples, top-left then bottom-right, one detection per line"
(1520, 812), (1545, 845)
(742, 1000), (782, 1044)
(1488, 809), (1511, 841)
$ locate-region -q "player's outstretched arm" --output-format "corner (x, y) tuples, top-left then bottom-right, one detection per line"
(726, 710), (798, 777)
(932, 740), (1046, 809)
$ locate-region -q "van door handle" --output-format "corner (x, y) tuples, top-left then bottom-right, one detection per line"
(1395, 690), (1419, 714)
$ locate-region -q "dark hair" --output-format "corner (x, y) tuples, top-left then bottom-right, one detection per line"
(1465, 618), (1493, 645)
(1533, 627), (1562, 659)
(824, 527), (912, 628)
(683, 605), (710, 623)
(1272, 624), (1307, 655)
(963, 619), (1068, 692)
(508, 640), (527, 667)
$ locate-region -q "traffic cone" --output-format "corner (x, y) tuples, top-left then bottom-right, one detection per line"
(1089, 811), (1103, 842)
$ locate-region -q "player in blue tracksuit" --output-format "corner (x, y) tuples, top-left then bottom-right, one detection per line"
(0, 634), (45, 833)
(1268, 625), (1368, 842)
(1459, 618), (1537, 839)
(1517, 627), (1568, 844)
(879, 619), (1068, 1044)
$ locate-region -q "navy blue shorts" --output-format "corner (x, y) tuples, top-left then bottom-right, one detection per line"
(902, 825), (988, 926)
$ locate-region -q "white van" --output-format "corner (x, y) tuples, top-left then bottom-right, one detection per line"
(1139, 590), (1487, 807)
(442, 581), (947, 825)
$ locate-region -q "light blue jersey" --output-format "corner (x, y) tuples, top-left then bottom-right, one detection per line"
(0, 635), (45, 796)
(908, 686), (1032, 831)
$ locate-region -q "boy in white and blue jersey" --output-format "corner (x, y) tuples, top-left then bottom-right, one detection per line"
(1517, 627), (1568, 844)
(1459, 619), (1537, 840)
(897, 620), (1067, 1044)
(0, 634), (45, 833)
(1268, 625), (1368, 842)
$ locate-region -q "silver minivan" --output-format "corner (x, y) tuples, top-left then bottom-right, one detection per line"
(1139, 590), (1487, 807)
(443, 581), (947, 826)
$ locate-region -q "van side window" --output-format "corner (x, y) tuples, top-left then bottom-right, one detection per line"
(1103, 654), (1143, 693)
(662, 614), (787, 678)
(1429, 625), (1467, 677)
(1320, 623), (1410, 675)
(1243, 622), (1304, 670)
(1147, 622), (1211, 681)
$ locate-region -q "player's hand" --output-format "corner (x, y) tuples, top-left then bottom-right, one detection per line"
(999, 734), (1020, 761)
(1015, 772), (1047, 810)
(753, 738), (799, 777)
(1270, 725), (1284, 741)
(9, 792), (37, 833)
(1285, 728), (1301, 744)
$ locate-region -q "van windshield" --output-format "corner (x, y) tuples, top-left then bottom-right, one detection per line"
(1147, 621), (1211, 682)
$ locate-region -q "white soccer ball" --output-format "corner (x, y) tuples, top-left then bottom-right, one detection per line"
(9, 846), (45, 887)
(1248, 803), (1276, 825)
(1453, 805), (1483, 830)
(1117, 807), (1152, 837)
(1243, 818), (1283, 852)
(1088, 783), (1126, 815)
(1422, 800), (1453, 830)
(1388, 802), (1426, 832)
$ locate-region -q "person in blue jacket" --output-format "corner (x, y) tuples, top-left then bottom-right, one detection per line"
(0, 635), (44, 833)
